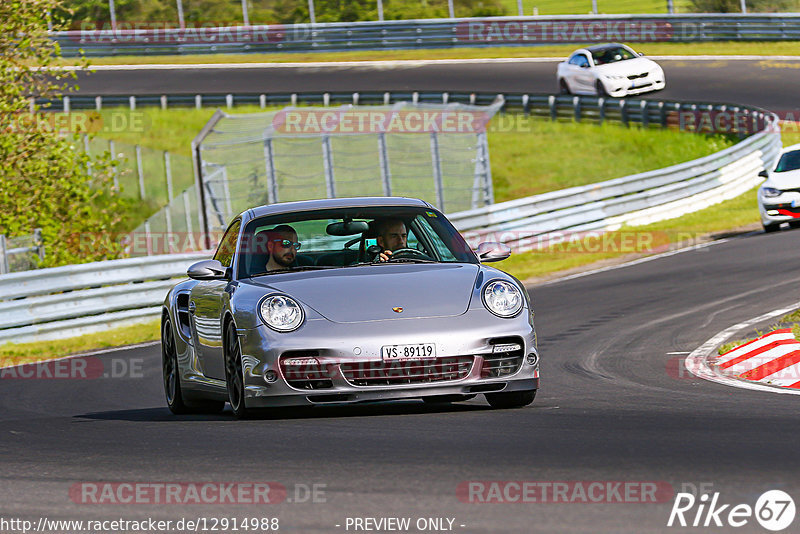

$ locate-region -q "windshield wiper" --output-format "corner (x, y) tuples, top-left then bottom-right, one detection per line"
(251, 265), (340, 277)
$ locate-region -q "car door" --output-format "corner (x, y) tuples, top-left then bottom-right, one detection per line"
(190, 219), (241, 380)
(574, 54), (594, 93)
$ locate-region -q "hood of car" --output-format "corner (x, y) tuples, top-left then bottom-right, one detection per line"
(766, 169), (800, 190)
(247, 263), (480, 323)
(595, 57), (659, 76)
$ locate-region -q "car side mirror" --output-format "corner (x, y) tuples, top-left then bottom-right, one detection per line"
(476, 242), (511, 263)
(638, 52), (645, 56)
(187, 259), (228, 280)
(758, 170), (769, 178)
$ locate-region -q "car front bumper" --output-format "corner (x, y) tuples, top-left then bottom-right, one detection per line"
(236, 309), (539, 408)
(759, 191), (800, 225)
(605, 77), (665, 97)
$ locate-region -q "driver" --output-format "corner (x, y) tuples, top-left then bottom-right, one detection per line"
(375, 218), (408, 262)
(266, 224), (301, 271)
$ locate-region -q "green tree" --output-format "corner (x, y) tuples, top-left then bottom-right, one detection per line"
(0, 0), (132, 267)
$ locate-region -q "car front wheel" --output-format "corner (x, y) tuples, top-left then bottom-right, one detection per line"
(225, 320), (251, 419)
(485, 389), (536, 409)
(559, 79), (571, 94)
(595, 80), (608, 97)
(763, 223), (780, 233)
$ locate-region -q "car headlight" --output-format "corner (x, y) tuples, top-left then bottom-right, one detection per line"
(482, 280), (524, 318)
(762, 187), (782, 198)
(259, 295), (304, 332)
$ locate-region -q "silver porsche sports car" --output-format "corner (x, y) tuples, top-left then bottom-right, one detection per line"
(161, 197), (539, 418)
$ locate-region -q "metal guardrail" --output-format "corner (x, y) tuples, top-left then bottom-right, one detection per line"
(0, 253), (206, 343)
(53, 14), (800, 56)
(451, 127), (780, 244)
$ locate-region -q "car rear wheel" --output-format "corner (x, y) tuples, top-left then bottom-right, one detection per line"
(559, 79), (571, 95)
(162, 318), (224, 414)
(595, 80), (608, 97)
(789, 221), (800, 229)
(224, 320), (251, 419)
(485, 389), (536, 409)
(763, 223), (781, 233)
(422, 394), (476, 404)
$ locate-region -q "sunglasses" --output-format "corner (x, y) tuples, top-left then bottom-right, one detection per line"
(273, 239), (302, 250)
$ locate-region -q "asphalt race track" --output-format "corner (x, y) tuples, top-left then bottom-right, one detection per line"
(3, 57), (800, 533)
(69, 58), (800, 113)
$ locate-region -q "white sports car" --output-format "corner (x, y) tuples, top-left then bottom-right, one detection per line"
(556, 43), (666, 98)
(758, 144), (800, 233)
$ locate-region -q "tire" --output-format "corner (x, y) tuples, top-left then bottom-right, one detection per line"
(422, 394), (477, 404)
(485, 389), (536, 409)
(162, 318), (225, 415)
(763, 223), (780, 233)
(558, 79), (571, 95)
(162, 318), (190, 414)
(224, 319), (251, 419)
(595, 80), (608, 97)
(789, 221), (800, 229)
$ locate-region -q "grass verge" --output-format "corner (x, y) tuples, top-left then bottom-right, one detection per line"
(59, 41), (800, 67)
(718, 310), (800, 355)
(0, 320), (160, 367)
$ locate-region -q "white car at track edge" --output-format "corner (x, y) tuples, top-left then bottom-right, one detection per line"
(556, 43), (666, 98)
(758, 144), (800, 233)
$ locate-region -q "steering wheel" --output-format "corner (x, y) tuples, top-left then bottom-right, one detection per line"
(385, 247), (434, 261)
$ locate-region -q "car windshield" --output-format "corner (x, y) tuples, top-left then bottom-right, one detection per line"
(237, 206), (478, 278)
(774, 150), (800, 173)
(591, 46), (636, 66)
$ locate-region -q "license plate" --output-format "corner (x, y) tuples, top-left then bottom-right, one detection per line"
(381, 343), (436, 360)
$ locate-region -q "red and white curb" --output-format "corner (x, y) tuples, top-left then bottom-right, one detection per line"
(685, 301), (800, 396)
(713, 329), (800, 389)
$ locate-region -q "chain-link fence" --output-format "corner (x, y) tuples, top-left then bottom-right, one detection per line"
(0, 229), (45, 274)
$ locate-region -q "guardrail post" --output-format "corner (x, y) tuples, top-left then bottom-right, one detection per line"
(161, 95), (168, 110)
(136, 145), (146, 200)
(323, 92), (330, 106)
(129, 96), (136, 110)
(522, 94), (529, 115)
(620, 100), (628, 127)
(548, 95), (556, 121)
(195, 95), (202, 109)
(95, 96), (102, 110)
(353, 92), (359, 105)
(0, 235), (8, 275)
(378, 132), (392, 196)
(291, 93), (298, 106)
(260, 94), (267, 108)
(430, 132), (445, 212)
(412, 92), (419, 105)
(442, 92), (449, 104)
(384, 92), (391, 105)
(226, 94), (233, 109)
(641, 100), (649, 128)
(573, 96), (581, 122)
(63, 96), (70, 113)
(658, 101), (666, 127)
(598, 97), (605, 124)
(322, 135), (336, 198)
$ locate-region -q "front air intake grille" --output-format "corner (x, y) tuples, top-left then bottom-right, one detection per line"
(482, 337), (525, 378)
(340, 356), (473, 387)
(627, 72), (648, 80)
(280, 351), (333, 390)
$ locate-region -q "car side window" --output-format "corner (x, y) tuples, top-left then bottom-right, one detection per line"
(214, 219), (241, 268)
(569, 54), (589, 67)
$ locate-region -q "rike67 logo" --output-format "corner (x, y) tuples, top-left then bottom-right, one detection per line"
(668, 490), (796, 531)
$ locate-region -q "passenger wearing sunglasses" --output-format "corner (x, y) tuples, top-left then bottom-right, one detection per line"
(266, 225), (301, 271)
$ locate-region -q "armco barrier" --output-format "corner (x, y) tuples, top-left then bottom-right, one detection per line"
(451, 127), (781, 243)
(0, 253), (206, 344)
(53, 14), (800, 57)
